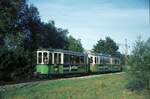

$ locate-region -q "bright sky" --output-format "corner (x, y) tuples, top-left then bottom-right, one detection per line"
(29, 0), (150, 54)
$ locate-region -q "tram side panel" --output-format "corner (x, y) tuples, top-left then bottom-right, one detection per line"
(63, 54), (88, 74)
(48, 52), (63, 75)
(48, 51), (88, 75)
(89, 55), (110, 73)
(88, 54), (122, 73)
(111, 57), (122, 72)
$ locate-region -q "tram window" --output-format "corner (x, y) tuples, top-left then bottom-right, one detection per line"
(115, 59), (117, 64)
(38, 52), (42, 64)
(97, 57), (99, 64)
(100, 57), (104, 64)
(118, 59), (120, 64)
(73, 56), (77, 64)
(58, 53), (61, 64)
(70, 55), (74, 64)
(54, 53), (57, 64)
(71, 56), (74, 64)
(105, 57), (109, 64)
(95, 57), (97, 64)
(116, 60), (118, 64)
(100, 57), (102, 63)
(112, 58), (117, 64)
(54, 53), (61, 64)
(64, 54), (70, 64)
(43, 52), (48, 64)
(114, 59), (119, 65)
(44, 52), (47, 57)
(76, 56), (80, 64)
(49, 53), (52, 64)
(105, 57), (110, 64)
(72, 55), (75, 64)
(90, 57), (93, 63)
(80, 56), (84, 64)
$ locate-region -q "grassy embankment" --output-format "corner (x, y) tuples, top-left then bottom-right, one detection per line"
(0, 73), (149, 99)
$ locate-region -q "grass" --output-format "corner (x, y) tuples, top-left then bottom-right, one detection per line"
(0, 73), (149, 99)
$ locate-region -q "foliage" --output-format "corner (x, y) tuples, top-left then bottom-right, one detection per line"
(0, 0), (26, 34)
(0, 0), (84, 83)
(66, 35), (84, 52)
(0, 0), (26, 46)
(126, 79), (145, 91)
(127, 37), (150, 93)
(0, 47), (36, 83)
(93, 37), (119, 55)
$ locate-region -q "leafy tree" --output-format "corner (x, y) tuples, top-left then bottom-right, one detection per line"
(127, 37), (150, 94)
(0, 46), (36, 83)
(93, 37), (119, 55)
(23, 4), (42, 51)
(66, 35), (84, 52)
(0, 0), (26, 45)
(37, 23), (69, 49)
(0, 0), (84, 83)
(0, 0), (26, 33)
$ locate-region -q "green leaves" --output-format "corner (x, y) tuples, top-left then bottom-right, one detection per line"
(127, 37), (150, 92)
(93, 37), (119, 55)
(66, 35), (84, 52)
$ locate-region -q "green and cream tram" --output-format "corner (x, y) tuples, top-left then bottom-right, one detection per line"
(35, 49), (122, 77)
(35, 49), (88, 76)
(88, 53), (121, 73)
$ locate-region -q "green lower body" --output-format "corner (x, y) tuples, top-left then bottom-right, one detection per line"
(36, 64), (49, 74)
(35, 64), (121, 75)
(35, 64), (88, 75)
(90, 64), (121, 73)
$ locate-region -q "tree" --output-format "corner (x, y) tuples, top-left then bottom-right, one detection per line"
(0, 0), (26, 46)
(127, 37), (150, 94)
(0, 0), (84, 83)
(66, 35), (84, 52)
(93, 37), (119, 55)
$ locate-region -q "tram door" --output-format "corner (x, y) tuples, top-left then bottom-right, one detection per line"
(53, 52), (63, 73)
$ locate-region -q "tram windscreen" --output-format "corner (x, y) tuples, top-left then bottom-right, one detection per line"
(38, 52), (42, 64)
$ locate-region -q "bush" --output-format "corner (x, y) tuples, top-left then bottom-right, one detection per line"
(126, 79), (145, 91)
(127, 37), (150, 93)
(0, 47), (36, 83)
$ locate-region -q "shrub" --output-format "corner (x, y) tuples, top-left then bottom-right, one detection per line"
(127, 37), (150, 93)
(0, 47), (36, 83)
(126, 79), (145, 91)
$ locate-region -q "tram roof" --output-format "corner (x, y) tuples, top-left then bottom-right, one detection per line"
(89, 52), (111, 57)
(37, 49), (112, 57)
(48, 49), (87, 56)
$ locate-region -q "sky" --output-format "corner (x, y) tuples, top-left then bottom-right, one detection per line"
(28, 0), (150, 54)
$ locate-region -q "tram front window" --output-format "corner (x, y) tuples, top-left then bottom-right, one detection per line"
(90, 57), (93, 63)
(43, 52), (49, 64)
(38, 52), (42, 64)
